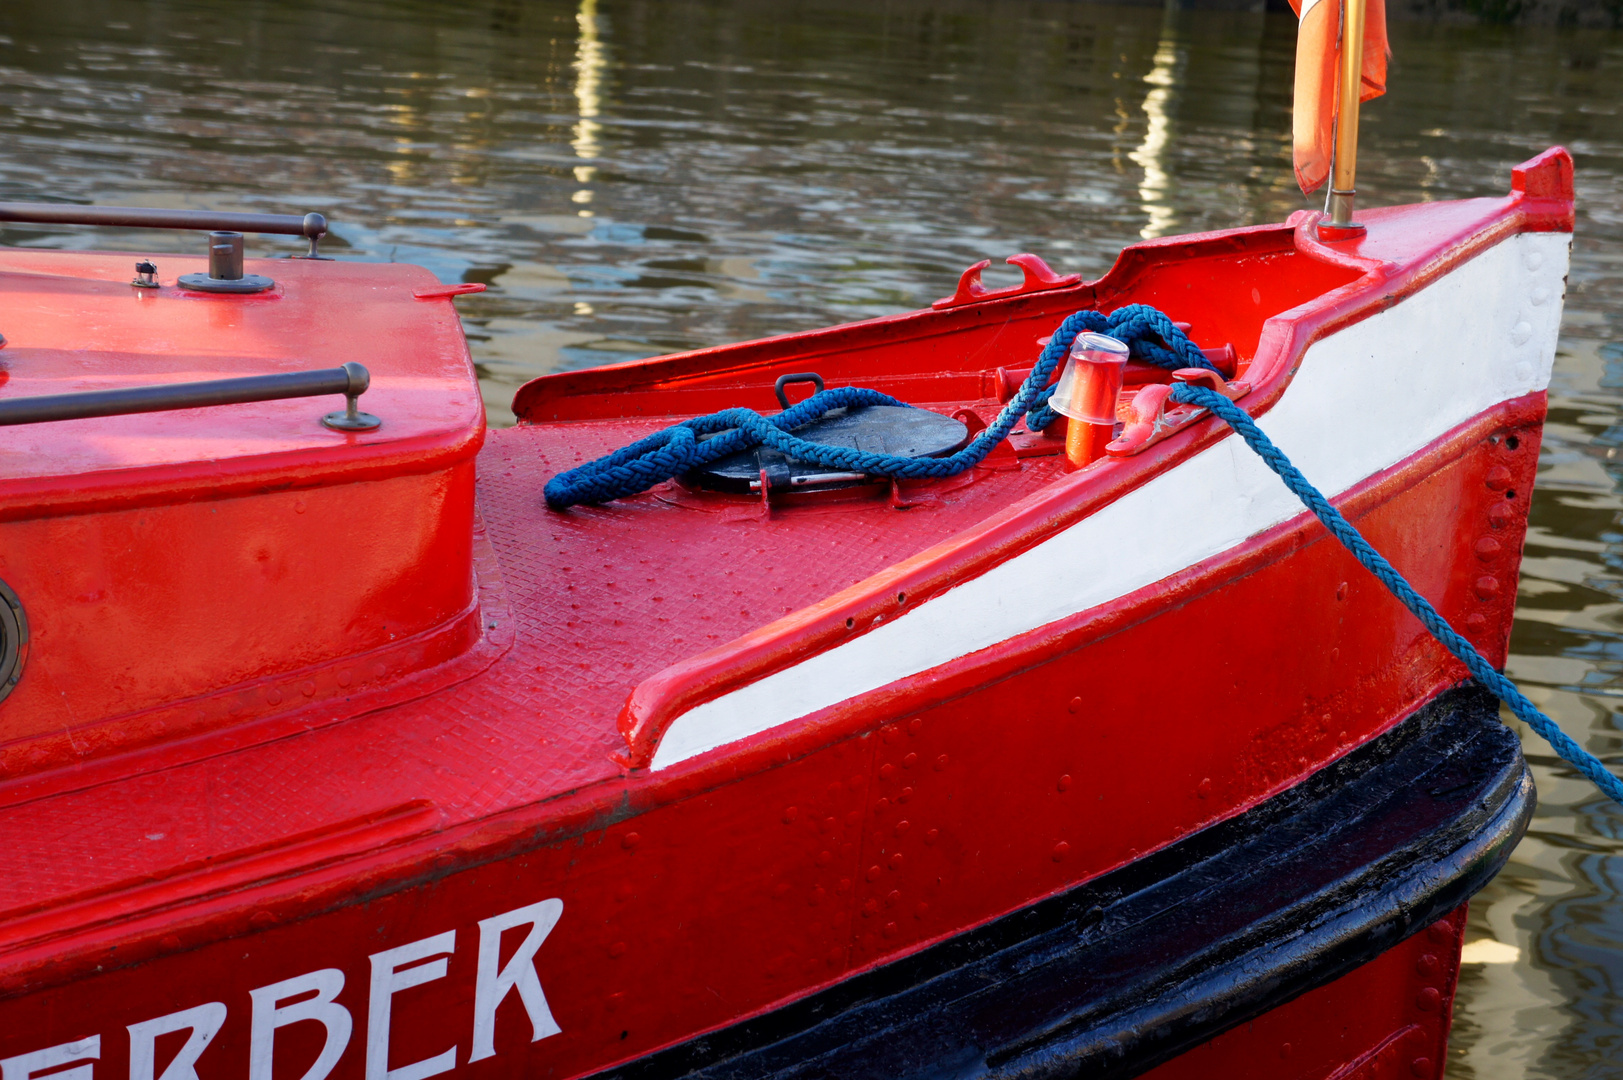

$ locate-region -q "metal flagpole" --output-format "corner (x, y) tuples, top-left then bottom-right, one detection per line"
(1325, 0), (1368, 233)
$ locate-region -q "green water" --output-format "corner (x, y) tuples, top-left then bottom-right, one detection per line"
(1, 1), (1621, 1074)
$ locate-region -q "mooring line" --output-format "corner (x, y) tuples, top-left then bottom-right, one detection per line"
(1174, 380), (1623, 806)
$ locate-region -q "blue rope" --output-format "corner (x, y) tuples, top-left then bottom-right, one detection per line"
(1172, 382), (1623, 807)
(544, 304), (1217, 510)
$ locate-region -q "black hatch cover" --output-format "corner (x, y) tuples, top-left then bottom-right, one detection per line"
(685, 405), (969, 494)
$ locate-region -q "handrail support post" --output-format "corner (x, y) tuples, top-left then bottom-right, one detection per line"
(321, 362), (382, 432)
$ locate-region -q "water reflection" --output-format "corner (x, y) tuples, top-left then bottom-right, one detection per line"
(0, 2), (1620, 1075)
(572, 0), (603, 209)
(1129, 9), (1182, 239)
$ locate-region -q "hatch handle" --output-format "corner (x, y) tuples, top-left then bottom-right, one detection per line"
(0, 363), (381, 432)
(0, 202), (330, 258)
(774, 372), (825, 410)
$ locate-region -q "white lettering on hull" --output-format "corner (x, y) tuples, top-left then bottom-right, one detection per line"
(470, 899), (564, 1062)
(368, 932), (458, 1080)
(5, 898), (563, 1080)
(129, 1005), (227, 1080)
(1, 1037), (101, 1080)
(250, 970), (352, 1080)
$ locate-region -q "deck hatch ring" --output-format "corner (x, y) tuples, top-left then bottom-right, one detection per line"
(0, 579), (28, 703)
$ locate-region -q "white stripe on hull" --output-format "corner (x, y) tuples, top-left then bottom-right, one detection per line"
(651, 231), (1571, 771)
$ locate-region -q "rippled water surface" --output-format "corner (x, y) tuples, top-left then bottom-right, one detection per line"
(2, 0), (1621, 1074)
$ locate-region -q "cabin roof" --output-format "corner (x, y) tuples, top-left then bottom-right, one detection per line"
(0, 250), (483, 518)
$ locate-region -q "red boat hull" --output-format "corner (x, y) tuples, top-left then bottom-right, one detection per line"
(0, 394), (1539, 1078)
(1147, 907), (1469, 1080)
(0, 150), (1573, 1080)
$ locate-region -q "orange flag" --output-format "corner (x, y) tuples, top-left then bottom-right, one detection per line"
(1289, 0), (1388, 195)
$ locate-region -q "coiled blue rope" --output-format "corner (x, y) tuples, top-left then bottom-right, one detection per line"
(1172, 382), (1623, 807)
(543, 303), (1214, 510)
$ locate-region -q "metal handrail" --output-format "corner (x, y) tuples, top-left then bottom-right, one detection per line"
(0, 203), (328, 256)
(0, 362), (379, 432)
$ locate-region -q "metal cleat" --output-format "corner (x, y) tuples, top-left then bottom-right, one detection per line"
(1107, 368), (1251, 457)
(1170, 367), (1250, 401)
(933, 254), (1082, 311)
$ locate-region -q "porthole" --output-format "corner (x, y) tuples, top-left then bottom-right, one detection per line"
(0, 579), (27, 703)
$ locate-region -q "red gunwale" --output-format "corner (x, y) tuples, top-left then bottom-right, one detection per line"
(610, 148), (1574, 767)
(641, 392), (1543, 796)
